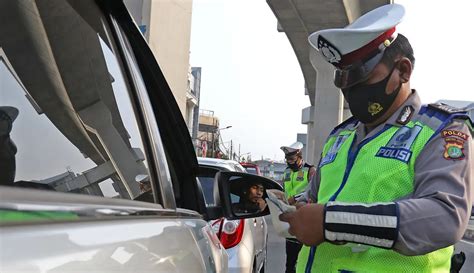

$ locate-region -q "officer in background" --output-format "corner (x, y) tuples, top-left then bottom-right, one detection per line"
(280, 141), (316, 273)
(0, 106), (19, 186)
(279, 4), (473, 273)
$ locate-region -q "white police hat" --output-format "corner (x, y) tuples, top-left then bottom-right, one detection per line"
(280, 141), (303, 155)
(308, 4), (405, 89)
(0, 106), (19, 122)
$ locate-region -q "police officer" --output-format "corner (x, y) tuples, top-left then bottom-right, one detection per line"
(280, 141), (316, 273)
(0, 106), (19, 186)
(279, 4), (473, 273)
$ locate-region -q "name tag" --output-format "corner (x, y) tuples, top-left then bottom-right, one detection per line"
(375, 147), (412, 163)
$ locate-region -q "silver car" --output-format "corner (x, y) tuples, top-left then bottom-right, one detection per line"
(0, 1), (232, 272)
(198, 157), (268, 273)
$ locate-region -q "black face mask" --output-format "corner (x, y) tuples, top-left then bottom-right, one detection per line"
(287, 162), (300, 171)
(287, 158), (303, 171)
(342, 65), (401, 124)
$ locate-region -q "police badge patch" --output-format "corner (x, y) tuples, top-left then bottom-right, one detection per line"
(317, 36), (342, 64)
(396, 106), (414, 125)
(444, 142), (464, 160)
(375, 125), (423, 163)
(442, 129), (468, 160)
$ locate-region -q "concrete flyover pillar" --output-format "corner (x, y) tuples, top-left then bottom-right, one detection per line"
(302, 105), (315, 165)
(79, 101), (146, 199)
(307, 47), (345, 164)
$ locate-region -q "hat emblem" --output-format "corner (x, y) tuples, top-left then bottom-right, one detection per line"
(317, 36), (341, 64)
(368, 102), (383, 116)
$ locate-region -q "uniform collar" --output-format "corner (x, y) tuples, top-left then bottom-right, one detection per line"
(384, 89), (421, 127)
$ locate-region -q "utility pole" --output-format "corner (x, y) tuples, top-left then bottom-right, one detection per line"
(230, 140), (233, 161)
(238, 144), (241, 161)
(212, 119), (217, 158)
(211, 131), (214, 158)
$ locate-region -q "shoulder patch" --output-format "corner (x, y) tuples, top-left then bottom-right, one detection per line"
(442, 129), (469, 141)
(428, 103), (467, 115)
(443, 141), (465, 160)
(441, 129), (468, 160)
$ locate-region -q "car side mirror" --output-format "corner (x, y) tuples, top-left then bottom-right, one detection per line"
(214, 171), (283, 220)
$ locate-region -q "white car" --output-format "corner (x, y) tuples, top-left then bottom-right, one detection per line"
(198, 157), (268, 273)
(0, 1), (232, 272)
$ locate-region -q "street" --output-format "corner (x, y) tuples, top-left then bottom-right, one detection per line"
(455, 240), (474, 273)
(265, 215), (286, 272)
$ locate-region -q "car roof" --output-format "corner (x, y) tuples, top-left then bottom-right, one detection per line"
(240, 162), (258, 167)
(197, 157), (246, 172)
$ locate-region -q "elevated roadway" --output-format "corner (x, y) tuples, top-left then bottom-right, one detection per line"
(267, 0), (391, 163)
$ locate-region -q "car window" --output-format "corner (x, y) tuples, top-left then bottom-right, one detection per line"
(0, 26), (158, 203)
(197, 166), (220, 206)
(231, 193), (240, 203)
(199, 176), (215, 205)
(245, 167), (258, 175)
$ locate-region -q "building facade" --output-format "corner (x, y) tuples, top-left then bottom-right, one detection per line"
(124, 0), (194, 121)
(253, 159), (287, 183)
(197, 110), (220, 158)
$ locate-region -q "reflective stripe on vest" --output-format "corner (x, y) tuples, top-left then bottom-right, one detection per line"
(297, 107), (463, 273)
(283, 166), (310, 198)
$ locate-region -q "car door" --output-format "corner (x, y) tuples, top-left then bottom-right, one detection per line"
(0, 1), (226, 272)
(105, 1), (227, 270)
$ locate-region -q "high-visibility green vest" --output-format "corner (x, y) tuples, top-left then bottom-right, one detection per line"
(297, 106), (466, 273)
(283, 165), (311, 198)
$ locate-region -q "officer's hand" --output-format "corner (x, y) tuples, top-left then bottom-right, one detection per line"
(279, 203), (325, 246)
(288, 196), (296, 205)
(267, 189), (286, 201)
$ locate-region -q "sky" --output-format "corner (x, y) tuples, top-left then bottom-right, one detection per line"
(190, 0), (474, 162)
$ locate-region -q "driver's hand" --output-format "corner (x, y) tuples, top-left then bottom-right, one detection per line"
(256, 198), (267, 211)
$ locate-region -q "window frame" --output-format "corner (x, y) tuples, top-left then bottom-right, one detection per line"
(98, 0), (203, 213)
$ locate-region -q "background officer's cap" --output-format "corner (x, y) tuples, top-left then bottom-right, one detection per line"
(280, 141), (303, 156)
(308, 4), (405, 89)
(0, 106), (19, 122)
(0, 106), (19, 136)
